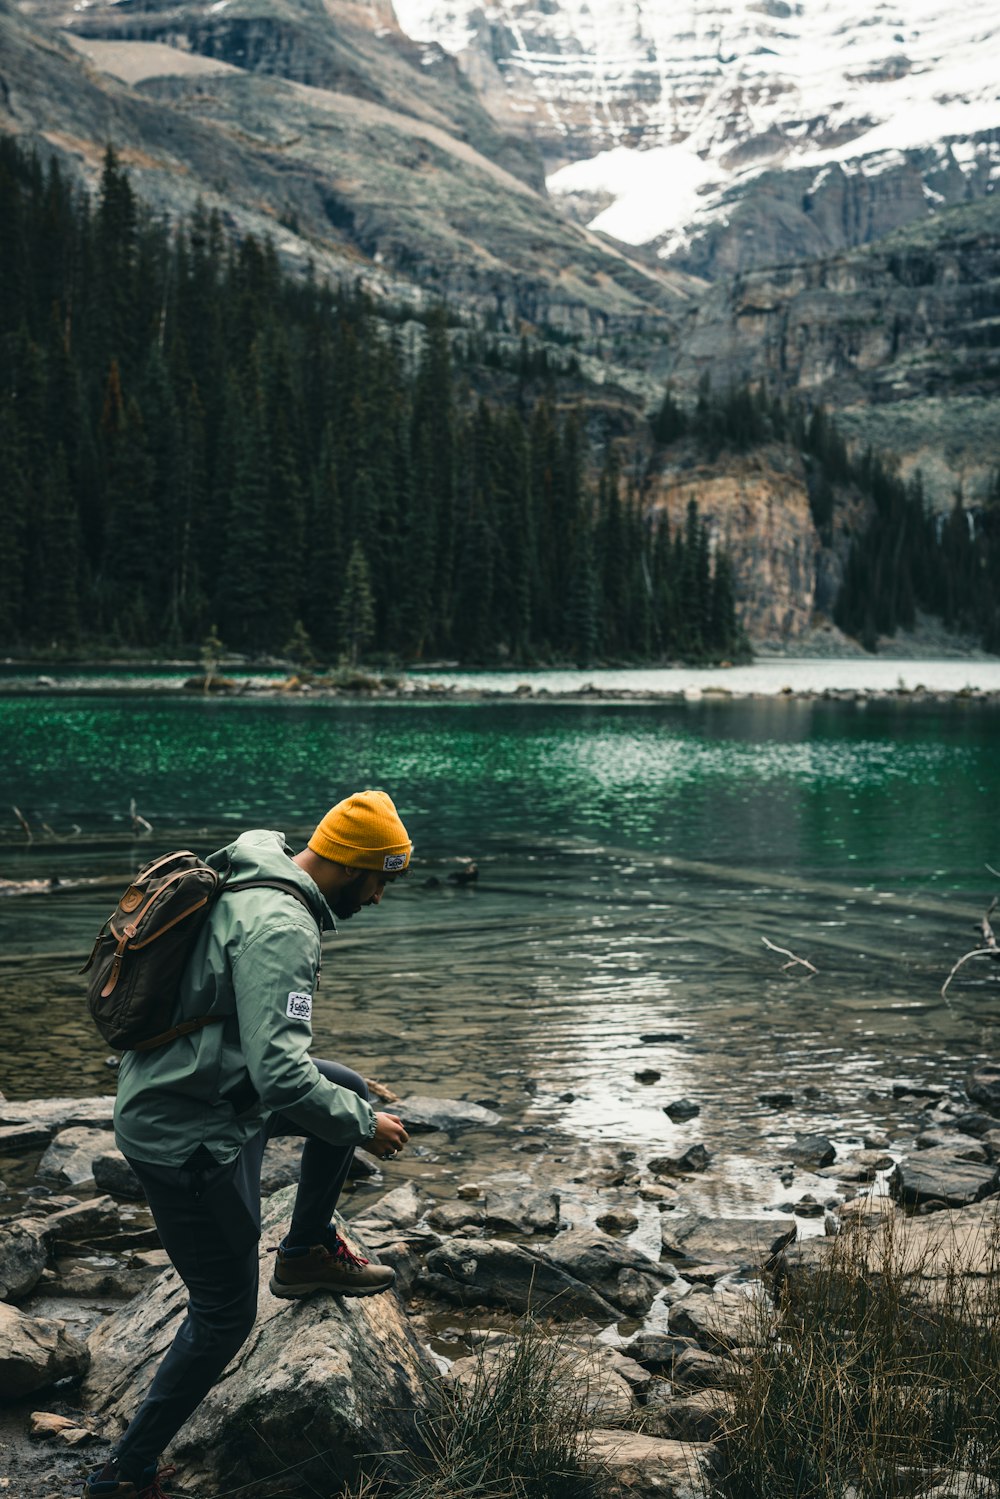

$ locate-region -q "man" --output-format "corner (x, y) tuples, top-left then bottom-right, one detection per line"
(85, 790), (413, 1499)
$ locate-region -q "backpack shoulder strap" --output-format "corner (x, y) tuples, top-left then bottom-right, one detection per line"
(221, 877), (323, 933)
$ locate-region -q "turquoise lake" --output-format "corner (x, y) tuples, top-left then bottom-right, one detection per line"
(1, 689), (999, 1202)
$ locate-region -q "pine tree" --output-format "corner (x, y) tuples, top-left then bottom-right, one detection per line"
(339, 539), (375, 666)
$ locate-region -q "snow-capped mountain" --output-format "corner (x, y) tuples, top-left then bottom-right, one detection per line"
(392, 0), (1000, 273)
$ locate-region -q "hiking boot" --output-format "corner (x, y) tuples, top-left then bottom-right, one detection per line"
(83, 1461), (176, 1498)
(269, 1234), (395, 1298)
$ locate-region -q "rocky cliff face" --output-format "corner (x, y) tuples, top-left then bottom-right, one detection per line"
(648, 448), (822, 642)
(666, 199), (1000, 505)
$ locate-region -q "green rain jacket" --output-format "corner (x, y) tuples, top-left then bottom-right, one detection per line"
(114, 829), (378, 1167)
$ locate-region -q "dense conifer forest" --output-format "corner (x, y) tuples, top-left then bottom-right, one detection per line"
(0, 140), (745, 666)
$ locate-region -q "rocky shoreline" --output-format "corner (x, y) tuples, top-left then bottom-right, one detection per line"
(4, 672), (1000, 708)
(4, 1070), (1000, 1498)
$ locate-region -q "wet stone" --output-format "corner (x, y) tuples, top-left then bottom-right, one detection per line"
(648, 1145), (711, 1177)
(663, 1099), (700, 1122)
(635, 1070), (662, 1085)
(92, 1151), (144, 1200)
(394, 1096), (501, 1132)
(669, 1287), (757, 1352)
(37, 1128), (116, 1187)
(626, 1333), (695, 1372)
(425, 1200), (485, 1234)
(422, 1236), (621, 1322)
(43, 1197), (121, 1242)
(0, 1217), (50, 1300)
(0, 1301), (89, 1396)
(595, 1207), (640, 1235)
(790, 1133), (836, 1168)
(966, 1062), (1000, 1115)
(891, 1149), (1000, 1208)
(0, 1123), (54, 1152)
(758, 1091), (796, 1109)
(541, 1228), (673, 1317)
(661, 1215), (796, 1268)
(484, 1187), (559, 1235)
(915, 1131), (988, 1161)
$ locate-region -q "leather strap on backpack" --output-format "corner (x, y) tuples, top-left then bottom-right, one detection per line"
(132, 878), (323, 1052)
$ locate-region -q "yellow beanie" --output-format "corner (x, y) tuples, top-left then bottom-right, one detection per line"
(308, 790), (412, 873)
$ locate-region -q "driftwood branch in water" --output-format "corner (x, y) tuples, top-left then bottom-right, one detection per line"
(761, 935), (818, 976)
(12, 805), (32, 843)
(941, 888), (1000, 999)
(129, 798), (153, 835)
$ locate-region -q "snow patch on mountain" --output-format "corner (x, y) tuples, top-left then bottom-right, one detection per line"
(392, 0), (1000, 253)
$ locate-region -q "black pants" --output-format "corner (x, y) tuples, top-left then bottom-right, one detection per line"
(113, 1059), (369, 1476)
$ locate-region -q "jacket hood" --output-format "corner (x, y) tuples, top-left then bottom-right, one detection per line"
(209, 829), (334, 931)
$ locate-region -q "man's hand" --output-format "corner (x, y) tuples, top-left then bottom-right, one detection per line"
(372, 1111), (409, 1160)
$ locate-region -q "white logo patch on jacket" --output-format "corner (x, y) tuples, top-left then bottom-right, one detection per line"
(286, 991), (313, 1022)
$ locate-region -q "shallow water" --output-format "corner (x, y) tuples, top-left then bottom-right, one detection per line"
(1, 692), (999, 1208)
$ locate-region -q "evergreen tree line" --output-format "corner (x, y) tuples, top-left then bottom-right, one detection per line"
(0, 140), (742, 665)
(652, 381), (1000, 652)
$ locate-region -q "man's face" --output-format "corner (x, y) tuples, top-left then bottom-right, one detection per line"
(331, 870), (390, 920)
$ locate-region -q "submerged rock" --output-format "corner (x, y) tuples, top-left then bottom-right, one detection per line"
(0, 1301), (89, 1396)
(393, 1096), (501, 1132)
(663, 1099), (701, 1122)
(83, 1185), (437, 1493)
(648, 1145), (711, 1177)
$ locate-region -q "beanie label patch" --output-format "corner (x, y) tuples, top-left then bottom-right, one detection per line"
(286, 991), (313, 1022)
(383, 853), (407, 872)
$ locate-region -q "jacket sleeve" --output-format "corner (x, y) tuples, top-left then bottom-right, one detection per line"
(231, 917), (377, 1146)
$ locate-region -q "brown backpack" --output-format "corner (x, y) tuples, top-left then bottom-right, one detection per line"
(81, 849), (318, 1051)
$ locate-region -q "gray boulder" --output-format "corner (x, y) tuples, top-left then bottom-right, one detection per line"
(83, 1185), (437, 1493)
(967, 1062), (1000, 1115)
(890, 1150), (999, 1209)
(423, 1237), (621, 1321)
(540, 1229), (674, 1317)
(642, 1387), (735, 1442)
(0, 1217), (50, 1301)
(394, 1096), (501, 1132)
(426, 1200), (486, 1234)
(355, 1181), (429, 1232)
(790, 1134), (836, 1168)
(484, 1187), (559, 1235)
(0, 1301), (89, 1396)
(648, 1145), (711, 1177)
(93, 1151), (145, 1200)
(661, 1214), (796, 1269)
(588, 1430), (718, 1499)
(671, 1345), (741, 1391)
(37, 1128), (116, 1186)
(669, 1287), (758, 1352)
(44, 1196), (122, 1244)
(450, 1340), (636, 1423)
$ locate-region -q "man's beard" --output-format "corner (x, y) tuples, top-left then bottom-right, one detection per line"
(331, 872), (369, 920)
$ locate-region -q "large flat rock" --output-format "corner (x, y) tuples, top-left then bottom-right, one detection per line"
(589, 1430), (718, 1498)
(83, 1185), (438, 1493)
(423, 1237), (621, 1322)
(891, 1149), (999, 1208)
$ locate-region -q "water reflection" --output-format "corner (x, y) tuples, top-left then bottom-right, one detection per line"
(1, 696), (998, 1190)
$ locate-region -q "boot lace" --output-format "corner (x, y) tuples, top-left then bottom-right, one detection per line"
(139, 1467), (177, 1499)
(332, 1236), (370, 1270)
